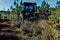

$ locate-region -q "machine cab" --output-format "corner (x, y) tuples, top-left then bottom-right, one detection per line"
(22, 2), (37, 20)
(22, 2), (36, 13)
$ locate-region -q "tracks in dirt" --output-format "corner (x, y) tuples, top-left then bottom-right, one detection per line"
(0, 24), (20, 40)
(37, 19), (47, 29)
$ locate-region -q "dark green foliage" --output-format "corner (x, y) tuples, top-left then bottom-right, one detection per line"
(17, 0), (19, 2)
(14, 0), (17, 6)
(41, 0), (50, 8)
(57, 1), (60, 8)
(10, 5), (13, 10)
(41, 0), (46, 8)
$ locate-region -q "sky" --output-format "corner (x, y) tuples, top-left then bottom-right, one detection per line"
(0, 0), (58, 11)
